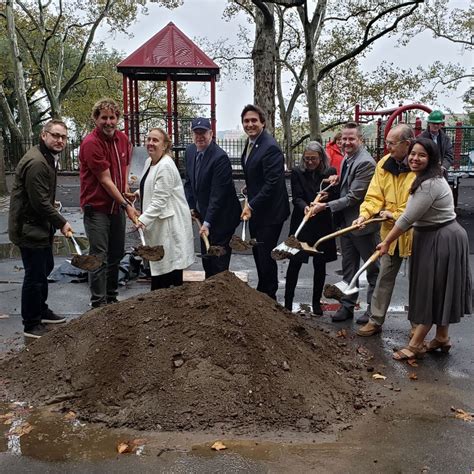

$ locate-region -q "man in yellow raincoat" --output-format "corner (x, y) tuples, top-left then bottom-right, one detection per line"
(353, 124), (415, 336)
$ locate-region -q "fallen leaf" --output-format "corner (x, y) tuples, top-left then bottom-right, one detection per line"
(336, 329), (347, 338)
(372, 373), (386, 380)
(9, 422), (33, 437)
(117, 442), (132, 454)
(408, 373), (418, 380)
(211, 441), (227, 451)
(407, 359), (418, 367)
(0, 413), (14, 421)
(451, 408), (473, 422)
(63, 411), (76, 421)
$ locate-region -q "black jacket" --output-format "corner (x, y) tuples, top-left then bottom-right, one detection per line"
(419, 129), (453, 169)
(241, 129), (290, 227)
(9, 141), (66, 248)
(184, 140), (241, 239)
(289, 167), (337, 262)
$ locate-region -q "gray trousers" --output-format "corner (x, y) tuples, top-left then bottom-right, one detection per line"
(84, 209), (125, 306)
(340, 231), (380, 311)
(369, 249), (404, 327)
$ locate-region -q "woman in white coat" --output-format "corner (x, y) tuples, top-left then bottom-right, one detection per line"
(137, 128), (195, 290)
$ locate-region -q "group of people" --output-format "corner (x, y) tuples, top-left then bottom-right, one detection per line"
(9, 101), (471, 359)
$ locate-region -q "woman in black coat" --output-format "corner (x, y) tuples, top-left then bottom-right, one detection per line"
(284, 141), (337, 315)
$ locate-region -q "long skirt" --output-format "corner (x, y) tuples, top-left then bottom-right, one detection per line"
(408, 220), (472, 325)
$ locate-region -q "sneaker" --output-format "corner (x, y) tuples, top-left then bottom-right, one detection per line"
(331, 306), (354, 322)
(24, 324), (49, 339)
(356, 322), (382, 337)
(41, 309), (66, 324)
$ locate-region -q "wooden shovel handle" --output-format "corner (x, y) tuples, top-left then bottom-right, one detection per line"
(192, 216), (210, 251)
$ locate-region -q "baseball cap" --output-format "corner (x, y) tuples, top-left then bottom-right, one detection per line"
(191, 117), (211, 131)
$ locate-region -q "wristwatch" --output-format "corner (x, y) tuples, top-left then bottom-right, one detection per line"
(120, 200), (131, 210)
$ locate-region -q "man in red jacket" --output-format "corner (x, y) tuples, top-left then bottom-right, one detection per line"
(79, 98), (138, 308)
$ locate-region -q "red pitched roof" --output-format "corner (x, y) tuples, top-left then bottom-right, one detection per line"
(117, 22), (219, 72)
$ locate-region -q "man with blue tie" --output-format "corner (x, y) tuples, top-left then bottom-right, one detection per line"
(240, 104), (290, 300)
(184, 117), (241, 278)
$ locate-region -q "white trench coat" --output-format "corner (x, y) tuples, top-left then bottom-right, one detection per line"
(138, 154), (195, 276)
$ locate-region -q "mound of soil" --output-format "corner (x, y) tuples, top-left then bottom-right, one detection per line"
(1, 271), (371, 433)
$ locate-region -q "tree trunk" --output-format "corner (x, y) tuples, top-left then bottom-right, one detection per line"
(0, 135), (8, 196)
(252, 3), (276, 133)
(6, 0), (33, 141)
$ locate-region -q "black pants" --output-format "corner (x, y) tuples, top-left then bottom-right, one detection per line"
(285, 257), (326, 311)
(20, 246), (54, 330)
(249, 222), (284, 300)
(201, 231), (233, 279)
(151, 269), (183, 290)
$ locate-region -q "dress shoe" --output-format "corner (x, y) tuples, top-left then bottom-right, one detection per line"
(312, 303), (323, 316)
(356, 311), (370, 325)
(356, 322), (382, 337)
(331, 306), (354, 322)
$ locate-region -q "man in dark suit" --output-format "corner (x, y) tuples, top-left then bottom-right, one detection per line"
(184, 117), (241, 278)
(240, 104), (290, 300)
(311, 122), (379, 322)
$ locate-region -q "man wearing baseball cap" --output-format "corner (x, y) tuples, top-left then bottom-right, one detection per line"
(184, 117), (241, 278)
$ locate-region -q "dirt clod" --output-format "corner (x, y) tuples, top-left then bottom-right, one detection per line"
(1, 271), (371, 434)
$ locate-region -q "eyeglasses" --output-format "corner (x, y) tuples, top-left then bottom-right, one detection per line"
(386, 140), (404, 147)
(45, 131), (68, 141)
(303, 156), (321, 162)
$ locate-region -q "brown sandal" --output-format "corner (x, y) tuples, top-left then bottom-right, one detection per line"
(393, 345), (425, 361)
(425, 338), (452, 353)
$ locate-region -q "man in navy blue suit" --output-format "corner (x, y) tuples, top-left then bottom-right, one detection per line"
(184, 117), (241, 278)
(240, 104), (290, 300)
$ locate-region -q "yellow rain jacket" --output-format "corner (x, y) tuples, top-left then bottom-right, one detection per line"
(359, 154), (415, 257)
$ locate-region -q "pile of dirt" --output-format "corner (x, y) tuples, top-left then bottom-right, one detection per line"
(0, 271), (372, 434)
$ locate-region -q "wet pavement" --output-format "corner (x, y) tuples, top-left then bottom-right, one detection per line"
(0, 176), (473, 472)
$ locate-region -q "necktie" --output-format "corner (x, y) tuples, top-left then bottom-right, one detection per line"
(340, 157), (349, 182)
(245, 142), (253, 164)
(195, 151), (203, 182)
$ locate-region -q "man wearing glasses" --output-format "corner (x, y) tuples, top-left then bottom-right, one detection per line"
(9, 120), (73, 338)
(353, 124), (415, 336)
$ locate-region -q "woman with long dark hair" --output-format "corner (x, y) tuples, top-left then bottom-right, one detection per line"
(377, 137), (471, 359)
(284, 141), (337, 315)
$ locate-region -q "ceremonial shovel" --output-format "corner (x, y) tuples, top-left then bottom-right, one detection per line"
(323, 250), (381, 301)
(67, 232), (102, 271)
(271, 182), (334, 261)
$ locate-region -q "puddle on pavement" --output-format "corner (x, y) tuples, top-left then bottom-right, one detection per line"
(0, 402), (138, 461)
(0, 401), (338, 465)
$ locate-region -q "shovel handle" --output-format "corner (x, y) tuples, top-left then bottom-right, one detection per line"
(346, 250), (381, 289)
(192, 216), (210, 251)
(67, 232), (82, 256)
(132, 217), (147, 246)
(312, 215), (388, 251)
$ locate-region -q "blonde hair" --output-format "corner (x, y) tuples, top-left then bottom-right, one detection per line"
(148, 128), (172, 154)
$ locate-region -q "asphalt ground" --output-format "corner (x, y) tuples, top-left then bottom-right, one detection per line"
(0, 175), (473, 473)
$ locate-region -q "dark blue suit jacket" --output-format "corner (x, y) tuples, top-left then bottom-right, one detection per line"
(184, 140), (241, 238)
(241, 129), (290, 227)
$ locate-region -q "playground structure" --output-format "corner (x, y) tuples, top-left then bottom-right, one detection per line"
(355, 103), (474, 205)
(117, 22), (220, 158)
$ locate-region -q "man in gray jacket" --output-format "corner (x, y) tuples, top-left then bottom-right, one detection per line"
(9, 120), (73, 338)
(310, 122), (379, 322)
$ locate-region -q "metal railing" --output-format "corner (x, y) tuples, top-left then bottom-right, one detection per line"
(3, 125), (473, 175)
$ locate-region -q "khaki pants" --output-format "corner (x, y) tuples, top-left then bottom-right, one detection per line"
(369, 249), (404, 327)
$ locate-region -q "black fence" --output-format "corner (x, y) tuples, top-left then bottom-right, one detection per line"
(3, 125), (473, 175)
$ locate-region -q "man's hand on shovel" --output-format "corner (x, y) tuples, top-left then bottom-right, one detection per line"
(241, 202), (252, 221)
(60, 221), (73, 237)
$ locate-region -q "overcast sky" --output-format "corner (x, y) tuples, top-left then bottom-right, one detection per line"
(99, 0), (472, 131)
